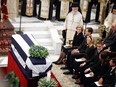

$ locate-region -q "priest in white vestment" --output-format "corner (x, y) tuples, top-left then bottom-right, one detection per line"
(104, 4), (116, 30)
(63, 2), (83, 45)
(55, 0), (73, 21)
(7, 0), (19, 18)
(21, 0), (37, 17)
(38, 0), (53, 20)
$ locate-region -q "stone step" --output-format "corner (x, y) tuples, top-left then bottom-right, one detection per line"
(23, 31), (51, 39)
(15, 27), (48, 32)
(36, 38), (53, 46)
(9, 17), (42, 23)
(42, 45), (55, 54)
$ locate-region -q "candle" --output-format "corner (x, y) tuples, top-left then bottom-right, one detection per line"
(47, 71), (51, 81)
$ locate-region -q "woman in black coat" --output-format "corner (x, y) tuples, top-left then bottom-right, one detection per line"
(53, 26), (84, 64)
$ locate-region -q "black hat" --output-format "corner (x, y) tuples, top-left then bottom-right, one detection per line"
(111, 4), (116, 12)
(71, 2), (79, 7)
(112, 4), (116, 9)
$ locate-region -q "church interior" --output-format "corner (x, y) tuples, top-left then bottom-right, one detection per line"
(0, 0), (116, 87)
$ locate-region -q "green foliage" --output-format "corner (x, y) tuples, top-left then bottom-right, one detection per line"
(4, 71), (15, 81)
(8, 77), (19, 87)
(29, 45), (49, 58)
(38, 77), (57, 87)
(4, 71), (19, 87)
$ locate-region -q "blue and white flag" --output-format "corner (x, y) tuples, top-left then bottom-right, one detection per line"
(11, 34), (52, 77)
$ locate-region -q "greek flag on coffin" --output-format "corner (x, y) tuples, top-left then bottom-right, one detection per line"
(10, 34), (52, 77)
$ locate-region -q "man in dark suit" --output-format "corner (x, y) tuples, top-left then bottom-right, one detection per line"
(78, 40), (104, 77)
(79, 51), (110, 87)
(103, 22), (116, 57)
(61, 27), (93, 74)
(91, 57), (116, 87)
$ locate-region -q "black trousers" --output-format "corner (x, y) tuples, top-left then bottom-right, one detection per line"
(84, 1), (100, 23)
(66, 51), (85, 73)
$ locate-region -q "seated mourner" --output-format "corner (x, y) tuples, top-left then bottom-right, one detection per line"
(72, 40), (104, 79)
(53, 26), (84, 64)
(63, 36), (95, 75)
(78, 51), (110, 87)
(90, 57), (116, 87)
(103, 22), (116, 57)
(60, 27), (93, 74)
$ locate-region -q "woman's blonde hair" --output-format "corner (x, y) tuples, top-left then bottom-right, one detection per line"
(76, 25), (83, 31)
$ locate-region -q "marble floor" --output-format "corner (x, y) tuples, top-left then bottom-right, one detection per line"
(0, 8), (101, 87)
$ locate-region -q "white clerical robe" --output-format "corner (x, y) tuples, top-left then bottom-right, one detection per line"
(7, 0), (19, 18)
(104, 13), (116, 29)
(81, 0), (89, 21)
(59, 0), (70, 19)
(63, 11), (83, 44)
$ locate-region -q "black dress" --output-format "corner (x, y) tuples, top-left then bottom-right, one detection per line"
(63, 32), (84, 54)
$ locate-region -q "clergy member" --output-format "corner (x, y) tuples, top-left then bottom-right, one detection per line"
(98, 0), (109, 24)
(82, 0), (100, 23)
(21, 0), (37, 17)
(63, 2), (83, 45)
(38, 0), (54, 20)
(55, 0), (73, 21)
(7, 0), (19, 18)
(104, 4), (116, 30)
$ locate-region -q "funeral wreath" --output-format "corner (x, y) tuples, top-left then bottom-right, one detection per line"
(29, 45), (49, 58)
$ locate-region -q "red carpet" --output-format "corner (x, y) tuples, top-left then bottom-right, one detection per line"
(51, 72), (62, 87)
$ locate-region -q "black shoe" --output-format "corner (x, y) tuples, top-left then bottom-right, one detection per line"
(63, 71), (73, 75)
(60, 66), (68, 70)
(52, 61), (57, 64)
(54, 61), (63, 65)
(75, 81), (82, 84)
